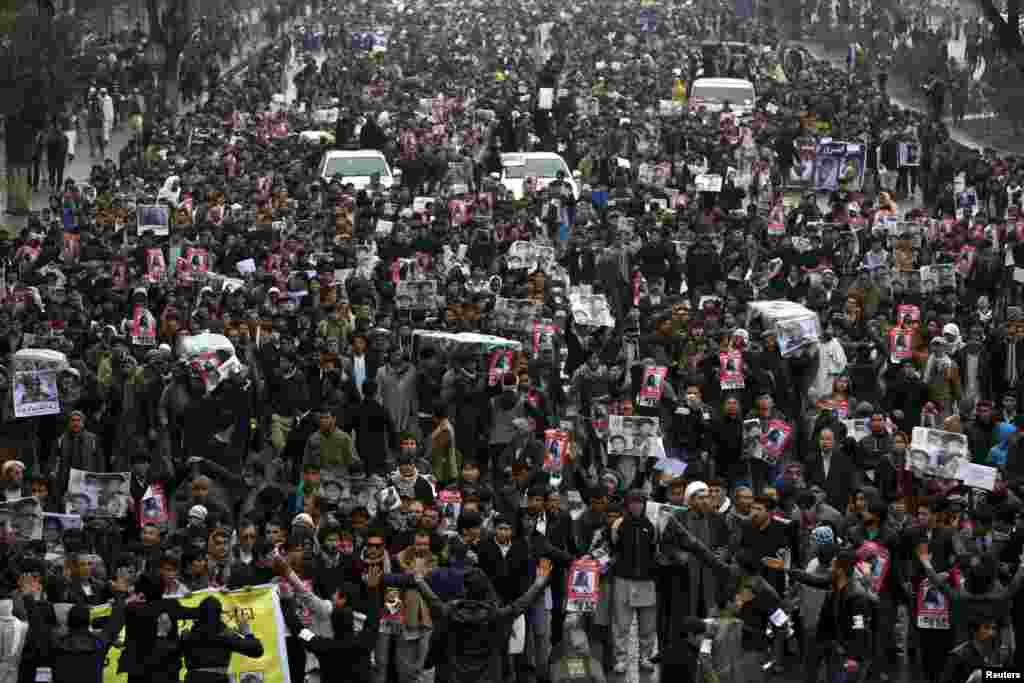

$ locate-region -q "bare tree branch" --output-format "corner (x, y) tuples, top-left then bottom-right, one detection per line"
(976, 0), (1024, 52)
(147, 0), (166, 45)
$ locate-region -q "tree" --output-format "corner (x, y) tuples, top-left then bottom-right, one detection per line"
(146, 0), (193, 113)
(975, 0), (1024, 70)
(0, 0), (78, 213)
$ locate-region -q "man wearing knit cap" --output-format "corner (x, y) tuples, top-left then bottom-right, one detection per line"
(609, 489), (658, 673)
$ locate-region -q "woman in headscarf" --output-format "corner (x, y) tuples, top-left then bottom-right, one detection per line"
(180, 596), (264, 683)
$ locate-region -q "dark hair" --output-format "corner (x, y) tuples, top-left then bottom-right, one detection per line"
(526, 484), (548, 499)
(866, 500), (888, 521)
(68, 604), (92, 631)
(753, 495), (777, 511)
(192, 596), (225, 636)
(457, 510), (483, 531)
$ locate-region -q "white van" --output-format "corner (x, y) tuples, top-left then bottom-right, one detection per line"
(499, 152), (579, 200)
(689, 77), (756, 116)
(319, 149), (398, 189)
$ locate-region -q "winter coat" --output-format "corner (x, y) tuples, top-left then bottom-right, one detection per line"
(52, 601), (126, 683)
(410, 574), (549, 683)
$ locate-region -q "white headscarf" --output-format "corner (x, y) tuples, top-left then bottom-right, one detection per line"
(942, 323), (964, 354)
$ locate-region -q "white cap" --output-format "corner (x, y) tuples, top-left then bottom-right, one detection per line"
(684, 481), (709, 504)
(188, 505), (208, 522)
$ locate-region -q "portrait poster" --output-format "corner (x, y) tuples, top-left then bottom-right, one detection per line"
(488, 348), (514, 386)
(137, 205), (170, 237)
(910, 427), (969, 479)
(65, 469), (130, 518)
(607, 415), (665, 459)
(544, 429), (570, 472)
(889, 329), (914, 363)
(13, 370), (60, 418)
(916, 572), (959, 630)
(719, 350), (745, 389)
(638, 366), (668, 407)
(0, 496), (42, 543)
(565, 558), (601, 613)
(437, 489), (462, 536)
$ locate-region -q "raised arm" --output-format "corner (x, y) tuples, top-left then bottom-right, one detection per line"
(993, 546), (1024, 601)
(915, 543), (957, 599)
(272, 557), (332, 619)
(412, 574), (450, 620)
(221, 608), (264, 658)
(667, 517), (733, 580)
(497, 558), (553, 621)
(784, 567), (832, 590)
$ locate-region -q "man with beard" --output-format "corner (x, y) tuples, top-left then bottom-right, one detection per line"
(654, 477), (697, 671)
(53, 411), (101, 500)
(710, 396), (744, 488)
(967, 399), (999, 464)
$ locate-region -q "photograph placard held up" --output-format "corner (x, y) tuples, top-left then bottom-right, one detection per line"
(606, 415), (665, 459)
(137, 205), (170, 237)
(65, 470), (131, 518)
(909, 427), (969, 479)
(395, 280), (438, 309)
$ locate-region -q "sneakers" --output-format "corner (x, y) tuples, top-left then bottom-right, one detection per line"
(613, 662), (627, 674)
(639, 658), (657, 672)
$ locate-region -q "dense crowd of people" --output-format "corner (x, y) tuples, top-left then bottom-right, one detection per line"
(4, 0), (1024, 682)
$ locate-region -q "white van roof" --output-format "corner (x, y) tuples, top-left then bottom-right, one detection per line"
(500, 152), (565, 165)
(324, 149), (387, 158)
(692, 77), (755, 88)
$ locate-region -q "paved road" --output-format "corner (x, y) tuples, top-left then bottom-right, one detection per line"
(796, 40), (999, 156)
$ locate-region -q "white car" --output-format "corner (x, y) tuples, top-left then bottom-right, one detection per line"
(499, 152), (579, 200)
(319, 149), (398, 190)
(689, 77), (756, 116)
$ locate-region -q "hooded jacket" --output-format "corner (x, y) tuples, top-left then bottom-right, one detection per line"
(406, 570), (549, 683)
(987, 421), (1017, 467)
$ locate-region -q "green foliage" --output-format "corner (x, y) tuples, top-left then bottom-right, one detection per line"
(0, 1), (79, 119)
(0, 0), (15, 34)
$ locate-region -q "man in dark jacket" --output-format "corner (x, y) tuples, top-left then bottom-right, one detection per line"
(610, 489), (658, 674)
(345, 380), (396, 475)
(941, 619), (999, 683)
(118, 573), (200, 683)
(52, 576), (130, 683)
(787, 548), (875, 683)
(281, 566), (383, 683)
(806, 427), (859, 512)
(710, 396), (744, 486)
(476, 515), (530, 604)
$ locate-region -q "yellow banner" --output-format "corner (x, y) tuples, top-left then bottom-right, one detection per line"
(91, 585), (291, 683)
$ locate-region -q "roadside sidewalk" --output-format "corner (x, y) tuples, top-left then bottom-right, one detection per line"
(796, 40), (1024, 156)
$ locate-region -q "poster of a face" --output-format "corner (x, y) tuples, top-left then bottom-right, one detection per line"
(67, 470), (130, 518)
(0, 497), (42, 542)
